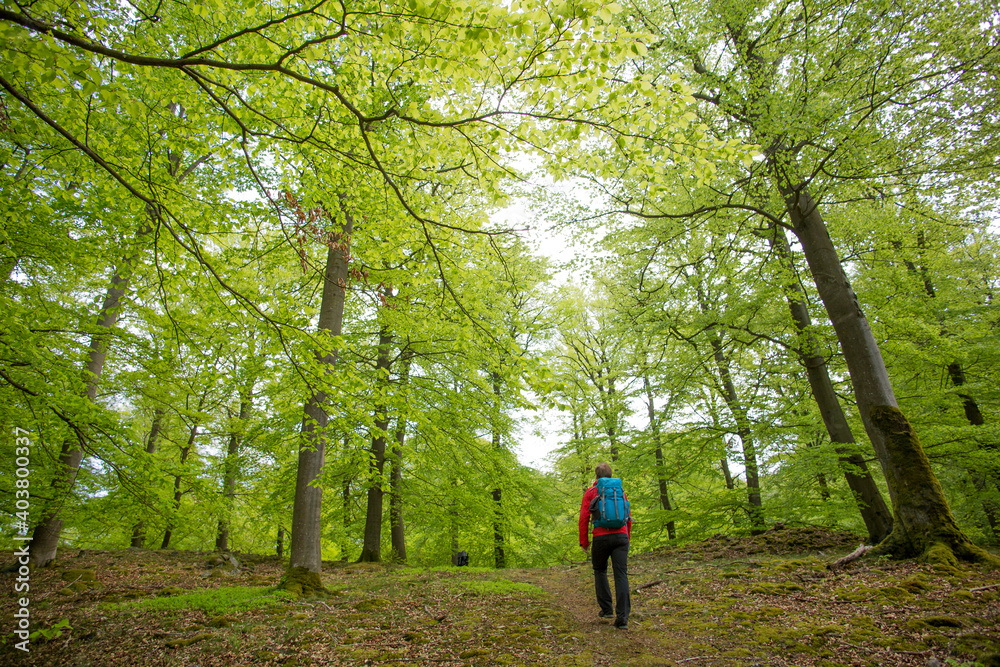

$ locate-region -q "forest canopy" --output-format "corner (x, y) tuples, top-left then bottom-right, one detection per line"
(1, 0), (998, 575)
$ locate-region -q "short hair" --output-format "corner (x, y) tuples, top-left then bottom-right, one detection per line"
(595, 462), (613, 479)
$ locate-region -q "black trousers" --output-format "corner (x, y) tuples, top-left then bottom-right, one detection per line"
(591, 532), (630, 623)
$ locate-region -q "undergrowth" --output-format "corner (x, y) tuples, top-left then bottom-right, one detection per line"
(103, 585), (293, 613)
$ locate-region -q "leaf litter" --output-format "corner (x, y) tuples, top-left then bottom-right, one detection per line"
(2, 527), (998, 666)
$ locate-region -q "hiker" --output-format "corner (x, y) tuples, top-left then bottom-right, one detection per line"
(579, 462), (632, 630)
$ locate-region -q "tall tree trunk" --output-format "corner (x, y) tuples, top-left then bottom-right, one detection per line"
(359, 326), (393, 563)
(216, 379), (254, 552)
(131, 408), (165, 548)
(490, 370), (507, 569)
(595, 366), (620, 462)
(30, 225), (148, 567)
(450, 477), (460, 566)
(720, 458), (735, 490)
(697, 283), (765, 534)
(276, 527), (284, 558)
(389, 348), (413, 563)
(769, 225), (893, 543)
(161, 405), (202, 550)
(642, 371), (676, 540)
(775, 179), (994, 563)
(282, 208), (353, 592)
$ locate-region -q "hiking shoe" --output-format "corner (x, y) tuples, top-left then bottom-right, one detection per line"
(614, 618), (628, 630)
(598, 610), (615, 619)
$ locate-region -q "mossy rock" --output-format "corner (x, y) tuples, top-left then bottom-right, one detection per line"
(61, 569), (96, 583)
(403, 631), (428, 644)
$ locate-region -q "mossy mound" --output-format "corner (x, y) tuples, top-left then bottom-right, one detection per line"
(644, 525), (862, 561)
(277, 566), (327, 597)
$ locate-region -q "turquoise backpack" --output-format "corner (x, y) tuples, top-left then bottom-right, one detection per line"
(590, 477), (630, 529)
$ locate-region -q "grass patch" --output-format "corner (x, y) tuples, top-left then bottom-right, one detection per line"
(456, 579), (544, 597)
(104, 586), (293, 614)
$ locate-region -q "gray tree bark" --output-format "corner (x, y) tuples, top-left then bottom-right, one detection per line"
(642, 370), (676, 540)
(775, 179), (993, 562)
(131, 408), (165, 548)
(769, 225), (893, 543)
(216, 378), (254, 552)
(359, 325), (394, 563)
(283, 208), (353, 591)
(389, 348), (413, 562)
(30, 225), (149, 567)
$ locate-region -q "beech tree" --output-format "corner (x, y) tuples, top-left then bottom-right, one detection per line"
(593, 0), (1000, 561)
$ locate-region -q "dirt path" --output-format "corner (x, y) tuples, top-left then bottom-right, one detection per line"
(510, 562), (673, 666)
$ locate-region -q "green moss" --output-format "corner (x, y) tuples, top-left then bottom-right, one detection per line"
(459, 648), (491, 659)
(552, 652), (596, 666)
(207, 615), (236, 628)
(877, 586), (913, 601)
(278, 566), (327, 597)
(107, 586), (291, 613)
(900, 574), (932, 593)
(356, 597), (392, 611)
(158, 586), (185, 596)
(925, 542), (960, 568)
(165, 632), (213, 648)
(748, 582), (804, 595)
(835, 586), (874, 602)
(61, 569), (96, 582)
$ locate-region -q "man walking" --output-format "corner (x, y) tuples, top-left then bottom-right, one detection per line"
(579, 462), (632, 629)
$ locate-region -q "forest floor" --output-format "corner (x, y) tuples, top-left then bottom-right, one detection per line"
(3, 526), (999, 667)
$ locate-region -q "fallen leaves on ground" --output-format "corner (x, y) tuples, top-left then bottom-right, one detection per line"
(2, 527), (998, 666)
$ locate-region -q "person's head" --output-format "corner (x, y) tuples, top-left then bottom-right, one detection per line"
(595, 462), (613, 479)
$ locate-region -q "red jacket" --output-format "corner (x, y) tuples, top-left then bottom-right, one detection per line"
(579, 481), (632, 549)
